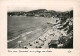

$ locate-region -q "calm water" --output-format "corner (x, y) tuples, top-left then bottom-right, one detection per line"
(8, 16), (56, 48)
(8, 16), (55, 40)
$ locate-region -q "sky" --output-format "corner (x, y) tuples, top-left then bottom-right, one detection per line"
(5, 0), (73, 12)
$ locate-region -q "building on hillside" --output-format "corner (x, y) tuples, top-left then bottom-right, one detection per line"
(48, 40), (59, 48)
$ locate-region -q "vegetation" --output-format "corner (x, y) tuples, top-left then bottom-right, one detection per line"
(8, 9), (73, 18)
(8, 9), (73, 48)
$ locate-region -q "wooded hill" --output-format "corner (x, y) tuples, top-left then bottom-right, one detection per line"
(8, 9), (73, 18)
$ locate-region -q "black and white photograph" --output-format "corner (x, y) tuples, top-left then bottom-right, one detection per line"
(7, 7), (73, 49)
(1, 0), (80, 56)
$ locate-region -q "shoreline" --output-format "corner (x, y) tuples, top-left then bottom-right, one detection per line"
(8, 26), (49, 48)
(7, 31), (33, 43)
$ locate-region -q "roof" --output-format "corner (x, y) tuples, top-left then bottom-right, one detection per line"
(50, 40), (59, 44)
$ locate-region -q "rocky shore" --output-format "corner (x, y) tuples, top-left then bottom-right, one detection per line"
(15, 17), (73, 49)
(8, 9), (73, 48)
(26, 18), (73, 48)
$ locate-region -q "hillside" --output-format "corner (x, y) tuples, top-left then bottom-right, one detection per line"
(8, 9), (73, 48)
(8, 9), (73, 18)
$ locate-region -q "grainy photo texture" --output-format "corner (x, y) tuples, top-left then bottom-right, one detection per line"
(7, 7), (73, 49)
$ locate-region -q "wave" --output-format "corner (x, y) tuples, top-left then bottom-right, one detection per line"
(7, 31), (33, 43)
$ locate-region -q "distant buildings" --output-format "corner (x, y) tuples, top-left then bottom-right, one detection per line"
(8, 9), (73, 19)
